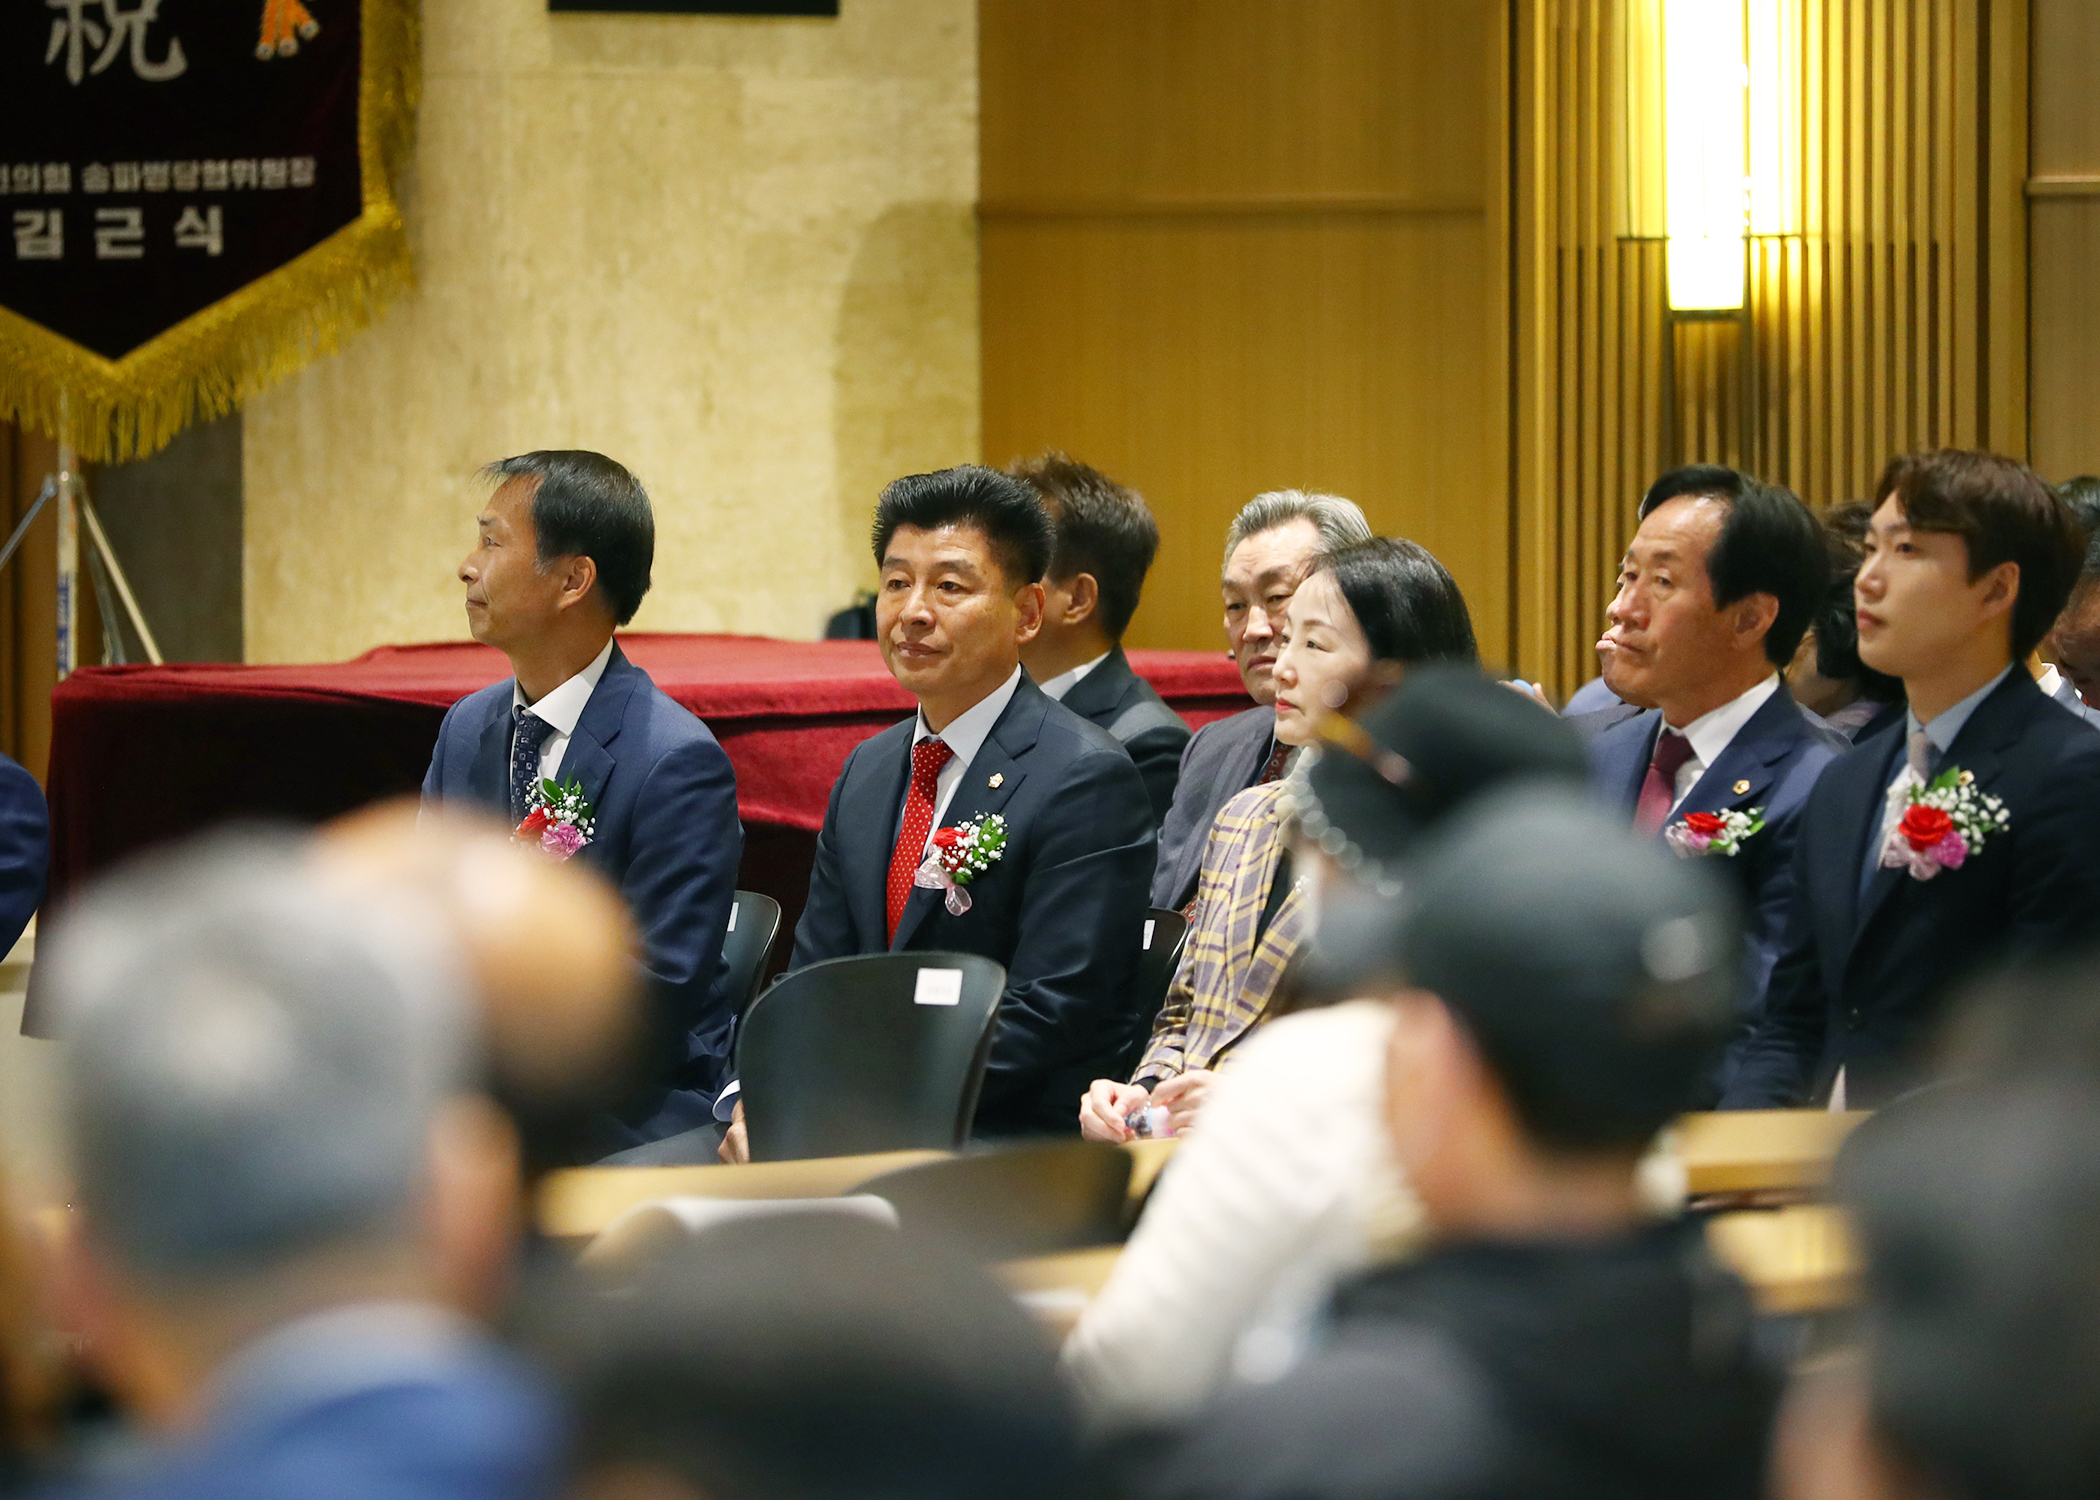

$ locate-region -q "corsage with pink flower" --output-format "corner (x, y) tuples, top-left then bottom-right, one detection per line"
(914, 813), (1008, 915)
(1879, 766), (2007, 881)
(1666, 806), (1766, 858)
(514, 776), (595, 862)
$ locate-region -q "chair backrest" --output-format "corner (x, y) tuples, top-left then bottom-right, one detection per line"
(1113, 907), (1191, 1078)
(736, 952), (1005, 1162)
(722, 891), (784, 1015)
(859, 1140), (1134, 1259)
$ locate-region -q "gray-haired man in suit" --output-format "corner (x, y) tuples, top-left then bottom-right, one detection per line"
(1149, 490), (1372, 911)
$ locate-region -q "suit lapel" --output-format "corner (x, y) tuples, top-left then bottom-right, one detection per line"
(1672, 689), (1801, 823)
(891, 680), (1046, 951)
(1056, 646), (1134, 723)
(468, 695), (515, 816)
(1594, 710), (1660, 815)
(556, 645), (638, 838)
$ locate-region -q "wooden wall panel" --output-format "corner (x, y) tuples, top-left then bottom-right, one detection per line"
(979, 1), (1507, 663)
(1512, 0), (2030, 699)
(2028, 0), (2100, 482)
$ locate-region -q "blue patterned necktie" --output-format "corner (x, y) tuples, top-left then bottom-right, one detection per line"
(510, 706), (556, 823)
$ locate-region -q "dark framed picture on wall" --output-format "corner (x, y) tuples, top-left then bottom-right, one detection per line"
(550, 0), (838, 12)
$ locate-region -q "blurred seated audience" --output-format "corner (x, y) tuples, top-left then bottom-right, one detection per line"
(1145, 790), (1779, 1500)
(315, 801), (647, 1177)
(1008, 452), (1191, 826)
(1063, 670), (1589, 1429)
(0, 1172), (57, 1494)
(0, 751), (45, 965)
(1079, 538), (1478, 1144)
(1775, 1078), (2100, 1500)
(1786, 501), (1907, 741)
(537, 1214), (1082, 1500)
(40, 833), (556, 1500)
(1152, 491), (1371, 912)
(2039, 476), (2100, 724)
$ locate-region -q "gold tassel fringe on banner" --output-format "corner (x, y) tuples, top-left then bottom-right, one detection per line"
(0, 0), (421, 464)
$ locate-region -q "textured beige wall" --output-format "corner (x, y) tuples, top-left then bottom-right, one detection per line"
(243, 0), (978, 663)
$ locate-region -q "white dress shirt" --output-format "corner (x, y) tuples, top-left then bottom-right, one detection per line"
(1660, 672), (1782, 811)
(1037, 652), (1110, 703)
(904, 666), (1023, 852)
(511, 637), (614, 782)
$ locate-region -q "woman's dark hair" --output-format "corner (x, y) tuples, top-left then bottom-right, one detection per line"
(1638, 464), (1827, 668)
(872, 466), (1053, 587)
(483, 451), (655, 625)
(1311, 538), (1478, 666)
(1813, 503), (1904, 702)
(1876, 450), (2086, 661)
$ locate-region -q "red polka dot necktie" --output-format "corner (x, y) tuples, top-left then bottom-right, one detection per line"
(1634, 728), (1695, 835)
(887, 737), (953, 943)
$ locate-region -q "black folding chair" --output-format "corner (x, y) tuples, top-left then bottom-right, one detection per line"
(1112, 907), (1191, 1079)
(859, 1139), (1134, 1259)
(735, 952), (1005, 1162)
(721, 890), (783, 1016)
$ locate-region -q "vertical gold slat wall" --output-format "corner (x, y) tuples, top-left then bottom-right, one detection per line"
(1510, 0), (2028, 699)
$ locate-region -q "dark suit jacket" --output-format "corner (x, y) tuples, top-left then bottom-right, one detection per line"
(0, 750), (46, 958)
(1151, 703), (1274, 911)
(67, 1319), (557, 1500)
(1591, 687), (1845, 1085)
(422, 642), (742, 1146)
(1057, 645), (1192, 827)
(1723, 671), (2100, 1108)
(789, 673), (1156, 1135)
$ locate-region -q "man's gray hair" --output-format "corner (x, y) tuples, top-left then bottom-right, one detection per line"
(46, 831), (471, 1282)
(1222, 490), (1373, 568)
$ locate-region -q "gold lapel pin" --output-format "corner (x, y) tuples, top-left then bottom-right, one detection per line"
(989, 773), (1004, 788)
(1733, 779), (1751, 795)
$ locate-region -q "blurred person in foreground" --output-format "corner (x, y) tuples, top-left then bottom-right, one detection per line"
(43, 834), (556, 1500)
(1785, 502), (1907, 742)
(1724, 450), (2100, 1109)
(423, 451), (743, 1154)
(1148, 791), (1778, 1500)
(1773, 1079), (2100, 1500)
(1151, 491), (1372, 911)
(316, 801), (646, 1180)
(1008, 452), (1191, 826)
(1078, 539), (1478, 1144)
(539, 1214), (1081, 1500)
(1064, 670), (1591, 1429)
(1590, 464), (1845, 1071)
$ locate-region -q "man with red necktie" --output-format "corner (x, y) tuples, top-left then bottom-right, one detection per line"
(1585, 466), (1843, 1098)
(705, 466), (1156, 1162)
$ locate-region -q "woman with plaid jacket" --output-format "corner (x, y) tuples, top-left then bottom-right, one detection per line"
(1078, 538), (1479, 1143)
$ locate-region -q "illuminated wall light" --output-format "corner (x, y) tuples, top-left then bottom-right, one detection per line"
(1664, 0), (1748, 311)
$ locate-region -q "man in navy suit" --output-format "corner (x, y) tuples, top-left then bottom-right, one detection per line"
(1150, 490), (1372, 910)
(1588, 466), (1843, 1090)
(422, 451), (741, 1152)
(0, 749), (46, 958)
(42, 836), (556, 1500)
(1009, 452), (1191, 825)
(1725, 450), (2100, 1109)
(717, 466), (1155, 1159)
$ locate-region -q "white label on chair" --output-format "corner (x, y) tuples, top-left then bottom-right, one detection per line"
(1143, 919), (1156, 950)
(728, 904), (739, 931)
(914, 967), (964, 1006)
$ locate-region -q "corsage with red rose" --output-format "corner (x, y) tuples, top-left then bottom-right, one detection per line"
(1879, 765), (2007, 880)
(914, 813), (1008, 915)
(1666, 806), (1765, 858)
(515, 777), (595, 862)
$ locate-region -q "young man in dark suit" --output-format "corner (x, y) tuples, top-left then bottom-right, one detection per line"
(1010, 452), (1191, 825)
(1724, 450), (2100, 1109)
(422, 451), (742, 1153)
(717, 466), (1156, 1159)
(1150, 490), (1372, 910)
(1587, 466), (1845, 1089)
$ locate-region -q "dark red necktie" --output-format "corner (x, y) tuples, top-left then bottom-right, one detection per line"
(887, 738), (953, 942)
(1634, 729), (1695, 835)
(1258, 740), (1294, 784)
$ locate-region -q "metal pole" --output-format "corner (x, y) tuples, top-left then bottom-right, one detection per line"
(55, 441), (77, 683)
(0, 480), (56, 579)
(77, 494), (163, 666)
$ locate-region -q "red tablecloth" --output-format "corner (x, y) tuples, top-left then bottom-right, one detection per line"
(47, 634), (1251, 918)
